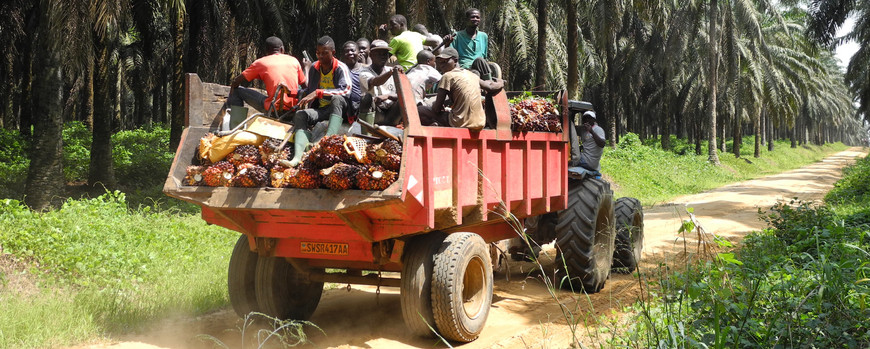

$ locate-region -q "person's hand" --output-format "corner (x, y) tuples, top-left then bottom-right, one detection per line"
(374, 95), (388, 104)
(442, 33), (455, 45)
(583, 123), (593, 132)
(298, 91), (318, 107)
(378, 24), (388, 32)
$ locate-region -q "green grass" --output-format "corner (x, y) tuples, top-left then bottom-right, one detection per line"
(0, 193), (237, 348)
(604, 133), (848, 204)
(617, 154), (870, 347)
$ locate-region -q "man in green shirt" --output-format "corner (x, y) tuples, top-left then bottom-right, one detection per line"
(443, 8), (494, 80)
(382, 14), (438, 71)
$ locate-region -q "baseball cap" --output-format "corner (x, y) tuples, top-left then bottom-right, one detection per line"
(436, 47), (459, 60)
(583, 111), (597, 119)
(370, 40), (391, 53)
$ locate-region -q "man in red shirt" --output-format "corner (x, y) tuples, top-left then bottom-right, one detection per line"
(228, 36), (306, 115)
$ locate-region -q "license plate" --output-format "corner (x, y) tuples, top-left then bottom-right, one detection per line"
(300, 242), (349, 256)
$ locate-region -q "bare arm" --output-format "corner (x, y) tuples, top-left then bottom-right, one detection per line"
(367, 68), (396, 88)
(479, 78), (504, 94)
(230, 74), (248, 90)
(431, 88), (449, 114)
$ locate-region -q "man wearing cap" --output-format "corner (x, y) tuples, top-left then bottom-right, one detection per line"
(578, 111), (606, 172)
(418, 47), (504, 131)
(227, 36), (306, 117)
(358, 39), (401, 128)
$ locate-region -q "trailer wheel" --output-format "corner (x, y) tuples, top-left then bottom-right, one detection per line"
(554, 178), (615, 293)
(400, 232), (447, 337)
(228, 235), (259, 317)
(431, 233), (493, 342)
(612, 197), (644, 273)
(255, 257), (323, 320)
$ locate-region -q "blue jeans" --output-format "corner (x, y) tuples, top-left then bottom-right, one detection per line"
(227, 86), (267, 113)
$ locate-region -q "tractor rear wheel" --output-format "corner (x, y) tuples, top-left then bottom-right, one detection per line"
(553, 178), (615, 293)
(228, 235), (259, 317)
(255, 256), (323, 320)
(400, 232), (447, 337)
(612, 197), (644, 273)
(431, 233), (493, 342)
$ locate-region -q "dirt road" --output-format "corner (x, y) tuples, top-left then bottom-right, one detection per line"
(77, 148), (866, 349)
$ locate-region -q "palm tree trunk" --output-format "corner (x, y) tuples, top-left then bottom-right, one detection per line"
(767, 114), (774, 151)
(170, 12), (185, 149)
(535, 0), (548, 89)
(754, 111), (761, 158)
(707, 0), (721, 165)
(566, 0), (579, 99)
(25, 9), (65, 211)
(89, 44), (117, 188)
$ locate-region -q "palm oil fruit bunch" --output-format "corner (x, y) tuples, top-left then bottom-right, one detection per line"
(228, 144), (262, 167)
(509, 97), (562, 132)
(259, 138), (292, 169)
(367, 139), (402, 171)
(270, 165), (293, 188)
(357, 165), (397, 190)
(203, 161), (235, 187)
(321, 163), (363, 190)
(309, 135), (353, 168)
(184, 165), (207, 186)
(287, 162), (322, 189)
(232, 163), (269, 187)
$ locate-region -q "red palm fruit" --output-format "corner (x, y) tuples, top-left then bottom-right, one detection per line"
(203, 161), (235, 186)
(228, 144), (261, 167)
(321, 163), (362, 190)
(357, 165), (398, 190)
(184, 165), (206, 186)
(287, 163), (322, 189)
(232, 163), (269, 187)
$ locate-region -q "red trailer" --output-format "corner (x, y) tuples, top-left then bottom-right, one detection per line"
(164, 71), (641, 343)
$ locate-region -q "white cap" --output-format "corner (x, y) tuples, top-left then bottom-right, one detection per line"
(583, 111), (597, 119)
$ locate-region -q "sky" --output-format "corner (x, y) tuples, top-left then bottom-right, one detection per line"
(834, 17), (859, 72)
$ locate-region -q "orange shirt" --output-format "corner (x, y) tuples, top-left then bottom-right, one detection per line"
(241, 53), (306, 111)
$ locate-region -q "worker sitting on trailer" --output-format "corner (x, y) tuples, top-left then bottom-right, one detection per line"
(226, 36), (306, 122)
(357, 40), (401, 128)
(380, 14), (439, 71)
(443, 8), (494, 81)
(287, 36), (353, 167)
(340, 40), (365, 121)
(406, 49), (442, 105)
(417, 47), (503, 131)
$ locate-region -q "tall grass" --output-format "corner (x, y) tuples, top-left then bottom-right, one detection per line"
(0, 193), (237, 348)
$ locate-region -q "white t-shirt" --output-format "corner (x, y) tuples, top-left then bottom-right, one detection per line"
(579, 124), (606, 171)
(406, 64), (442, 103)
(359, 66), (396, 110)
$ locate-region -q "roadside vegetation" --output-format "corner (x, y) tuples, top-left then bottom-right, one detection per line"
(0, 125), (854, 347)
(613, 154), (870, 347)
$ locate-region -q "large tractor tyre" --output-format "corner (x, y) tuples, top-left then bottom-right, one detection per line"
(228, 235), (260, 317)
(431, 233), (493, 342)
(255, 256), (324, 321)
(400, 232), (447, 337)
(612, 197), (644, 273)
(554, 178), (616, 293)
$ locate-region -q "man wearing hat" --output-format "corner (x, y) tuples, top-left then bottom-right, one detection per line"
(419, 47), (504, 131)
(578, 110), (606, 172)
(357, 39), (401, 128)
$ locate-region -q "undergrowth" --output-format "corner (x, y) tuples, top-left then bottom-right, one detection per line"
(0, 192), (237, 348)
(619, 154), (870, 347)
(605, 133), (847, 204)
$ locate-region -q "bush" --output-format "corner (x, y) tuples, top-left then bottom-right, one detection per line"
(112, 125), (174, 189)
(63, 121), (91, 182)
(0, 129), (29, 198)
